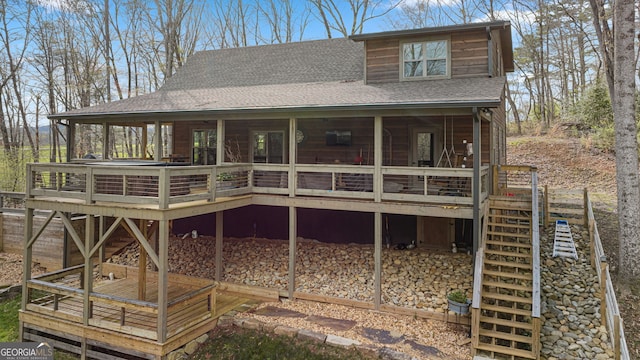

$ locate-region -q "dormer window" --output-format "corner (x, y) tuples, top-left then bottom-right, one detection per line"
(401, 38), (450, 80)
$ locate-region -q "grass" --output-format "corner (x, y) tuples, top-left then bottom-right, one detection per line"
(0, 295), (20, 342)
(191, 327), (377, 360)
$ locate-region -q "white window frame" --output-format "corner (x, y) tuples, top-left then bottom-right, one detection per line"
(400, 36), (451, 81)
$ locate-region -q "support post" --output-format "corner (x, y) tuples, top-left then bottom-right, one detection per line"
(472, 108), (481, 258)
(154, 120), (162, 161)
(492, 165), (499, 195)
(599, 257), (608, 322)
(289, 117), (297, 197)
(614, 316), (621, 360)
(98, 216), (105, 277)
(216, 120), (225, 165)
(374, 212), (381, 309)
(102, 122), (109, 160)
(288, 206), (297, 299)
(20, 208), (34, 340)
(83, 214), (95, 326)
(374, 116), (382, 202)
(583, 188), (589, 227)
(215, 211), (223, 281)
(157, 220), (169, 342)
(589, 219), (595, 268)
(138, 219), (147, 300)
(141, 125), (148, 159)
(544, 185), (550, 228)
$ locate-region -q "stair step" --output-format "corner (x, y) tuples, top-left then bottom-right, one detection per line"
(479, 315), (533, 330)
(485, 249), (531, 258)
(482, 291), (533, 304)
(485, 240), (531, 249)
(487, 230), (531, 239)
(484, 259), (532, 270)
(479, 329), (533, 345)
(474, 343), (536, 359)
(482, 280), (531, 292)
(483, 269), (532, 281)
(481, 304), (532, 317)
(487, 221), (532, 230)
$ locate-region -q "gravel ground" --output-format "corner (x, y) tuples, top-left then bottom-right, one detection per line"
(0, 252), (46, 286)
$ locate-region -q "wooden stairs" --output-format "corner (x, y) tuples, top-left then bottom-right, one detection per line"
(472, 196), (541, 360)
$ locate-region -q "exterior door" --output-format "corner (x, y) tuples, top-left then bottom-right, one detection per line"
(410, 128), (440, 167)
(252, 131), (285, 163)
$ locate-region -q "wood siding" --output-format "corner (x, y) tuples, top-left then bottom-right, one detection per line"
(365, 29), (491, 83)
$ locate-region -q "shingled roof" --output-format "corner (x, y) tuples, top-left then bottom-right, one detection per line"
(50, 36), (506, 120)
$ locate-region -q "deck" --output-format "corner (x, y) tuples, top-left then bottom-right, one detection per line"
(20, 263), (263, 359)
(25, 162), (489, 218)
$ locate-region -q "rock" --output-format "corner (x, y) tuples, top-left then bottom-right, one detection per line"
(273, 325), (298, 337)
(195, 334), (208, 344)
(326, 334), (361, 347)
(166, 349), (186, 360)
(183, 340), (199, 355)
(297, 329), (327, 343)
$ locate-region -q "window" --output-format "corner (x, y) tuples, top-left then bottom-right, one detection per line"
(402, 39), (449, 80)
(252, 131), (284, 163)
(192, 129), (216, 165)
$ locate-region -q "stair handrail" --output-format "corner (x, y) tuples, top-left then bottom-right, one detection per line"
(471, 200), (490, 309)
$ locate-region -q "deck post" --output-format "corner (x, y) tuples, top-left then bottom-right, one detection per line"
(288, 206), (297, 299)
(98, 216), (105, 277)
(141, 125), (148, 160)
(374, 212), (381, 310)
(215, 211), (223, 281)
(139, 219), (148, 301)
(374, 116), (382, 202)
(20, 207), (34, 341)
(157, 219), (170, 343)
(102, 121), (109, 159)
(83, 214), (95, 326)
(472, 108), (481, 258)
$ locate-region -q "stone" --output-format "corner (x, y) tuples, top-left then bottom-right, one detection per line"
(195, 334), (208, 344)
(166, 349), (186, 360)
(326, 334), (361, 347)
(378, 347), (415, 360)
(183, 340), (199, 355)
(242, 319), (263, 331)
(297, 329), (327, 343)
(273, 325), (298, 337)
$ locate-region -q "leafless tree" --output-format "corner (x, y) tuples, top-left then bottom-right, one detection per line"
(309, 0), (401, 38)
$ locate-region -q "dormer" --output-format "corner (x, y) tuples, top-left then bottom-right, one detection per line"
(350, 21), (514, 84)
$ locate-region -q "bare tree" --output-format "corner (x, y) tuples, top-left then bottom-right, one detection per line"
(309, 0), (401, 38)
(612, 0), (639, 283)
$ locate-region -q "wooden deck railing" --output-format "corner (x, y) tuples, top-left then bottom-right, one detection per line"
(24, 264), (215, 341)
(26, 162), (489, 208)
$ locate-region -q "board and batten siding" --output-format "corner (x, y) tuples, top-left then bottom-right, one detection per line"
(364, 30), (491, 84)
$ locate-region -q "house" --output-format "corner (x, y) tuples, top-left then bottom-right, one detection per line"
(20, 21), (523, 359)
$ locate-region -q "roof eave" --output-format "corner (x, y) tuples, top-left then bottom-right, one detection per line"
(350, 21), (511, 41)
(48, 100), (503, 121)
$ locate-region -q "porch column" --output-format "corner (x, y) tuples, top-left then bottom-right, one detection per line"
(154, 120), (162, 161)
(288, 117), (297, 197)
(374, 212), (382, 310)
(141, 125), (148, 159)
(288, 206), (297, 299)
(157, 220), (170, 342)
(374, 116), (383, 202)
(20, 207), (34, 341)
(138, 219), (147, 300)
(67, 121), (75, 162)
(83, 214), (95, 326)
(102, 121), (109, 159)
(215, 211), (223, 281)
(472, 108), (482, 257)
(216, 120), (225, 165)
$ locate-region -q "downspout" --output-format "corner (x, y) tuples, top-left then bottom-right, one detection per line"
(472, 107), (481, 259)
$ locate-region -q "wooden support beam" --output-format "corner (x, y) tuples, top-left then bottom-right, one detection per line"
(123, 218), (159, 268)
(89, 217), (124, 258)
(472, 108), (481, 257)
(139, 220), (147, 301)
(157, 220), (169, 343)
(141, 125), (148, 160)
(59, 211), (86, 259)
(154, 120), (162, 161)
(374, 116), (382, 202)
(98, 216), (105, 277)
(215, 211), (223, 281)
(83, 214), (95, 326)
(26, 210), (56, 249)
(600, 260), (608, 322)
(216, 120), (225, 165)
(288, 206), (297, 299)
(374, 212), (381, 310)
(21, 208), (34, 340)
(102, 121), (109, 160)
(289, 117), (297, 197)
